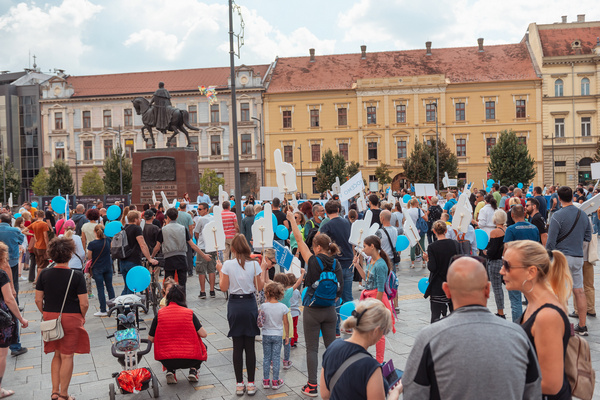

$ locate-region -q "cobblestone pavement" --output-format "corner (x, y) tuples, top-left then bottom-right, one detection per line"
(6, 248), (600, 399)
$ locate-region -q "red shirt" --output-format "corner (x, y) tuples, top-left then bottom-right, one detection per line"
(221, 210), (237, 239)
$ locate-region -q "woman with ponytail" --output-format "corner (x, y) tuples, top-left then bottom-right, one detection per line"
(286, 211), (343, 397)
(320, 299), (401, 400)
(352, 235), (396, 363)
(502, 240), (572, 399)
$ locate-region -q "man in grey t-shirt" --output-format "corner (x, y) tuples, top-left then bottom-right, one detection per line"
(375, 210), (398, 265)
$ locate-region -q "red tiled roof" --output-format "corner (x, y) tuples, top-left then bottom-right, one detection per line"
(66, 65), (270, 97)
(267, 43), (539, 93)
(538, 26), (600, 57)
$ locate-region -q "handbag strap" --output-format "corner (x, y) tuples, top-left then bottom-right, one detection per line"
(381, 228), (395, 252)
(556, 209), (581, 245)
(58, 270), (75, 318)
(328, 352), (370, 391)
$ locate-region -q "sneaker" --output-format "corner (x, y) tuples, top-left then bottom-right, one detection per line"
(495, 313), (506, 319)
(569, 311), (579, 318)
(94, 311), (108, 317)
(247, 382), (257, 396)
(198, 292), (206, 299)
(235, 383), (245, 396)
(262, 379), (271, 389)
(588, 312), (597, 317)
(575, 324), (589, 336)
(188, 368), (198, 382)
(358, 284), (365, 290)
(395, 306), (400, 313)
(291, 343), (297, 348)
(282, 360), (293, 370)
(166, 371), (177, 384)
(88, 293), (95, 299)
(301, 382), (318, 397)
(10, 348), (27, 357)
(210, 290), (216, 298)
(271, 379), (284, 389)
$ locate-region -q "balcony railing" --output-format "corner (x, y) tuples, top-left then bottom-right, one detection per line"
(543, 135), (598, 147)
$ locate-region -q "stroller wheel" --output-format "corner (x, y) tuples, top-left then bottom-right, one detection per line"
(109, 383), (116, 400)
(152, 373), (160, 398)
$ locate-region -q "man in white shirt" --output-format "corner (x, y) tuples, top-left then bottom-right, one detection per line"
(193, 202), (216, 299)
(196, 189), (211, 206)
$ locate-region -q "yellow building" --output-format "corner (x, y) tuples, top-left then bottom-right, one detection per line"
(527, 15), (600, 187)
(264, 42), (542, 197)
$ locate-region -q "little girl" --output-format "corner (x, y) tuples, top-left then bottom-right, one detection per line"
(285, 272), (304, 347)
(159, 277), (176, 309)
(260, 282), (289, 390)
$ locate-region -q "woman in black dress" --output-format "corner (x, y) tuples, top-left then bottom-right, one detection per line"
(422, 221), (460, 323)
(0, 242), (28, 398)
(485, 209), (507, 318)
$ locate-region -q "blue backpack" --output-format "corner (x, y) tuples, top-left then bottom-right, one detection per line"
(415, 209), (428, 234)
(303, 256), (339, 307)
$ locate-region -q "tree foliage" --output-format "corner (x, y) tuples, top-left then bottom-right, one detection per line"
(403, 139), (458, 186)
(315, 150), (348, 193)
(346, 161), (361, 178)
(102, 145), (132, 195)
(0, 158), (21, 203)
(31, 168), (49, 196)
(428, 139), (458, 184)
(81, 167), (105, 195)
(488, 130), (536, 186)
(48, 159), (74, 195)
(374, 163), (392, 188)
(199, 169), (225, 198)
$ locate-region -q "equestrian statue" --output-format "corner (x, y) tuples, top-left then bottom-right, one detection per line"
(132, 82), (198, 148)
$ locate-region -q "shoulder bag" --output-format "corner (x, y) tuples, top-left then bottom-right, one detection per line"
(85, 239), (106, 274)
(381, 228), (400, 264)
(40, 270), (74, 342)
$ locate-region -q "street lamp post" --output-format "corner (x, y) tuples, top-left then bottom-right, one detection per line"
(229, 0), (242, 222)
(251, 116), (264, 186)
(68, 152), (79, 195)
(297, 144), (304, 197)
(0, 135), (5, 205)
(118, 125), (123, 195)
(433, 102), (440, 191)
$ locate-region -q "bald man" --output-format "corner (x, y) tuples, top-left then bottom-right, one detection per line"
(402, 258), (541, 399)
(71, 204), (89, 236)
(375, 210), (398, 265)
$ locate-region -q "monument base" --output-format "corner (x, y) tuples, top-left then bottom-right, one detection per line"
(132, 148), (199, 206)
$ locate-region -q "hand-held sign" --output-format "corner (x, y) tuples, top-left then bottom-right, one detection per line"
(349, 210), (379, 250)
(387, 189), (395, 205)
(290, 198), (299, 213)
(218, 185), (228, 206)
(356, 193), (368, 212)
(152, 190), (157, 205)
(274, 149), (297, 194)
(8, 193), (13, 209)
(331, 177), (341, 196)
(203, 206), (226, 253)
(442, 172), (449, 188)
(579, 193), (600, 216)
(403, 213), (420, 248)
(456, 191), (473, 213)
(161, 191), (173, 210)
(251, 203), (274, 249)
(451, 201), (472, 234)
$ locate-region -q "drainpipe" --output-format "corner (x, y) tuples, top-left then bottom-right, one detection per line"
(572, 62), (576, 185)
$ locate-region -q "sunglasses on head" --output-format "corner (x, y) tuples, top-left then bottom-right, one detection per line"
(501, 259), (529, 272)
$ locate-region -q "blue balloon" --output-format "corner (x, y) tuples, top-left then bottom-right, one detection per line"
(517, 183), (524, 189)
(13, 213), (21, 219)
(104, 221), (123, 238)
(51, 196), (67, 214)
(402, 194), (411, 203)
(255, 211), (278, 231)
(126, 266), (151, 293)
(396, 235), (410, 252)
(175, 201), (180, 209)
(31, 202), (38, 208)
(486, 178), (494, 186)
(340, 300), (357, 321)
(418, 277), (429, 294)
(474, 229), (489, 250)
(526, 192), (533, 198)
(486, 186), (491, 193)
(276, 225), (289, 240)
(106, 205), (122, 221)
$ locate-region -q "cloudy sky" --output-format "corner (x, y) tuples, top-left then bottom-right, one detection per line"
(0, 0), (598, 76)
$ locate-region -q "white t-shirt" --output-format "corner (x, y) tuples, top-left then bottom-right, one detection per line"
(221, 258), (261, 294)
(59, 234), (85, 270)
(193, 214), (214, 250)
(260, 302), (290, 336)
(405, 207), (422, 223)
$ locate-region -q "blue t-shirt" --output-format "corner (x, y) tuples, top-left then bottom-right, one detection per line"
(322, 339), (388, 400)
(504, 221), (540, 243)
(443, 199), (457, 222)
(534, 195), (548, 219)
(550, 193), (561, 211)
(365, 258), (388, 293)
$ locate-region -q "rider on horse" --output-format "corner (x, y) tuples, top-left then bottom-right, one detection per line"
(149, 82), (175, 134)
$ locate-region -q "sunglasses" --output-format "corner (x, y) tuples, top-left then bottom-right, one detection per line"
(450, 254), (487, 265)
(501, 259), (529, 272)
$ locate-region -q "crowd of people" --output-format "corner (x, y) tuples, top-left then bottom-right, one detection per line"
(0, 181), (594, 399)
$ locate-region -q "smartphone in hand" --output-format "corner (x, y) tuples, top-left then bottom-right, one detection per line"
(382, 359), (403, 388)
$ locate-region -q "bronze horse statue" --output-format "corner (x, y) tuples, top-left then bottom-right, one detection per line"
(132, 97), (199, 148)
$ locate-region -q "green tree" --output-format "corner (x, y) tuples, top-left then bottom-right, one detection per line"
(31, 168), (49, 196)
(102, 145), (132, 195)
(199, 169), (225, 198)
(315, 150), (347, 193)
(488, 130), (536, 186)
(81, 167), (105, 195)
(47, 159), (74, 195)
(426, 139), (458, 184)
(0, 158), (21, 203)
(403, 140), (436, 183)
(345, 161), (360, 178)
(374, 163), (392, 188)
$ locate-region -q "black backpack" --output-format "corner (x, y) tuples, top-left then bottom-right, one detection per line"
(453, 229), (472, 255)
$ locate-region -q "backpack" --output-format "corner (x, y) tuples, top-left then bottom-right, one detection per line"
(453, 229), (472, 255)
(415, 209), (428, 234)
(565, 331), (595, 400)
(111, 227), (132, 260)
(304, 221), (319, 250)
(303, 256), (339, 307)
(384, 270), (399, 301)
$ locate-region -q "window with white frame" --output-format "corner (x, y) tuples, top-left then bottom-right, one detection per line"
(582, 117), (591, 136)
(555, 118), (565, 137)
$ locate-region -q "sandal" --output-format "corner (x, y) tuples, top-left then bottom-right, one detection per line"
(57, 395), (75, 400)
(0, 388), (13, 398)
(51, 393), (59, 400)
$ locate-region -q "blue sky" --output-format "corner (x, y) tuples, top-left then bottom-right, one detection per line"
(0, 0), (598, 76)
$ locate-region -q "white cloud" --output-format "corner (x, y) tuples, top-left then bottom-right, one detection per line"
(0, 0), (102, 71)
(124, 30), (186, 61)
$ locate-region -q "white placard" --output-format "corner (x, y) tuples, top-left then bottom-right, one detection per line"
(592, 162), (600, 180)
(340, 171), (365, 201)
(274, 148), (298, 194)
(259, 187), (285, 201)
(414, 183), (436, 197)
(349, 209), (379, 249)
(579, 193), (600, 215)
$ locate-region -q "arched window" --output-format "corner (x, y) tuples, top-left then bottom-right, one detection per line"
(581, 78), (590, 96)
(555, 79), (564, 97)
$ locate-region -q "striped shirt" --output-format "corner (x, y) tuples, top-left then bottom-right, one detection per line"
(222, 210), (237, 239)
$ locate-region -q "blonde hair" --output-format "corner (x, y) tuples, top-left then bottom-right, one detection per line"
(505, 240), (572, 308)
(0, 242), (8, 264)
(508, 197), (520, 207)
(341, 299), (392, 335)
(492, 209), (507, 225)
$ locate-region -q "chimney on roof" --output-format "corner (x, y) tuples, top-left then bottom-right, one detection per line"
(478, 38), (484, 52)
(309, 48), (315, 62)
(561, 15), (567, 23)
(577, 14), (585, 22)
(361, 45), (367, 59)
(426, 41), (432, 56)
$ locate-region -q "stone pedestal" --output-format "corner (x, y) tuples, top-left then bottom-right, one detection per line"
(132, 148), (199, 206)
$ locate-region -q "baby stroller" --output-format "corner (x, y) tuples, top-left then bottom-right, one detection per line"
(106, 296), (159, 399)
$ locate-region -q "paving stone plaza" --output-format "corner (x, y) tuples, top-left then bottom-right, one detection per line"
(6, 248), (600, 400)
